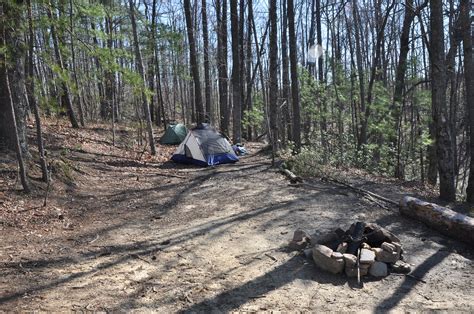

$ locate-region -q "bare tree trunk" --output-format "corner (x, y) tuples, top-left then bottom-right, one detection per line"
(129, 0), (156, 155)
(69, 0), (85, 127)
(365, 1), (395, 166)
(217, 0), (229, 134)
(281, 0), (291, 144)
(230, 0), (242, 143)
(239, 0), (246, 139)
(27, 0), (48, 182)
(7, 71), (30, 193)
(352, 0), (367, 148)
(461, 0), (474, 202)
(429, 0), (455, 201)
(104, 12), (115, 123)
(269, 0), (278, 163)
(315, 0), (327, 157)
(288, 0), (301, 151)
(47, 0), (79, 129)
(245, 0), (253, 139)
(150, 0), (165, 129)
(393, 0), (416, 179)
(184, 0), (205, 124)
(315, 0), (323, 82)
(146, 0), (157, 124)
(90, 20), (107, 120)
(202, 0), (212, 122)
(0, 1), (29, 193)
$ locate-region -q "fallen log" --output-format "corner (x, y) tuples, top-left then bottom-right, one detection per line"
(279, 167), (303, 183)
(399, 196), (474, 246)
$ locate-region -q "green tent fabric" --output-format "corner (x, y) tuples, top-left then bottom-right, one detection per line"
(159, 123), (188, 144)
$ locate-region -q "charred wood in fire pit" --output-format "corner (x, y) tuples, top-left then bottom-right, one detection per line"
(314, 227), (346, 251)
(363, 223), (400, 247)
(346, 222), (366, 255)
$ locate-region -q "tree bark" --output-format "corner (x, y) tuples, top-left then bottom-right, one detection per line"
(216, 0), (229, 134)
(27, 0), (48, 182)
(201, 0), (212, 122)
(239, 0), (246, 139)
(104, 12), (115, 122)
(150, 0), (165, 128)
(47, 0), (79, 128)
(352, 0), (367, 148)
(288, 0), (301, 152)
(461, 0), (474, 202)
(315, 0), (327, 157)
(129, 0), (156, 155)
(269, 0), (278, 162)
(230, 0), (242, 143)
(400, 196), (474, 246)
(6, 66), (30, 193)
(315, 0), (323, 82)
(90, 21), (107, 121)
(429, 0), (455, 201)
(145, 0), (157, 126)
(245, 0), (253, 140)
(393, 0), (416, 179)
(69, 0), (85, 127)
(0, 0), (30, 192)
(281, 0), (291, 144)
(184, 0), (205, 124)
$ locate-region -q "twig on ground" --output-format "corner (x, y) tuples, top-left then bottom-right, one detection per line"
(264, 253), (278, 262)
(89, 235), (100, 244)
(391, 273), (427, 283)
(130, 253), (152, 264)
(364, 194), (389, 210)
(406, 274), (427, 283)
(278, 165), (397, 207)
(321, 177), (398, 206)
(249, 295), (267, 299)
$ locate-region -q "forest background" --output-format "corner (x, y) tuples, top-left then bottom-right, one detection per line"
(0, 0), (473, 203)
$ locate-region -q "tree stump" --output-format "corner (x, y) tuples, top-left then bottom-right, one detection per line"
(399, 196), (474, 246)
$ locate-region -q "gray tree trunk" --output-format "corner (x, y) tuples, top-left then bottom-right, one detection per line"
(288, 0), (301, 151)
(27, 0), (48, 182)
(69, 0), (85, 127)
(461, 0), (474, 202)
(281, 0), (291, 143)
(352, 0), (367, 148)
(6, 69), (30, 193)
(216, 0), (229, 134)
(201, 0), (212, 122)
(129, 0), (156, 155)
(429, 0), (455, 201)
(0, 1), (30, 192)
(269, 0), (278, 162)
(184, 0), (205, 124)
(393, 0), (416, 179)
(47, 0), (79, 128)
(230, 0), (242, 143)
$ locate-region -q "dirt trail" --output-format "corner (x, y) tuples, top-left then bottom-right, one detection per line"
(1, 127), (473, 312)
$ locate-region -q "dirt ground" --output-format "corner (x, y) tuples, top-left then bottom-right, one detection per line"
(1, 122), (473, 312)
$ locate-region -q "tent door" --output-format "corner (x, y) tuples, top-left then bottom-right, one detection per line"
(185, 145), (193, 158)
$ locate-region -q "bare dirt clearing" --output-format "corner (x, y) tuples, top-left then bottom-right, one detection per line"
(1, 123), (473, 312)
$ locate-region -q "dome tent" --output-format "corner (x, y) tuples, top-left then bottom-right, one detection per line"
(171, 123), (239, 166)
(159, 123), (188, 145)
